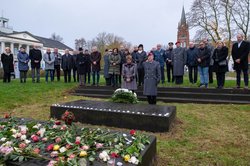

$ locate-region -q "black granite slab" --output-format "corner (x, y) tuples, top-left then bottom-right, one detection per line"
(50, 100), (176, 132)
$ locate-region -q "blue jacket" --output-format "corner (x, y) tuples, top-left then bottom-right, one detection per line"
(18, 51), (29, 71)
(186, 47), (199, 67)
(153, 49), (166, 67)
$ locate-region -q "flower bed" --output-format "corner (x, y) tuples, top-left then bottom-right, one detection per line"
(0, 114), (156, 166)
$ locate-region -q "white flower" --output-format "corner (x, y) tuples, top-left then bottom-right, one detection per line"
(99, 151), (110, 162)
(129, 156), (139, 165)
(0, 138), (7, 142)
(32, 123), (42, 129)
(24, 139), (31, 144)
(3, 141), (12, 147)
(59, 147), (67, 153)
(18, 125), (28, 132)
(12, 134), (18, 138)
(20, 135), (27, 141)
(10, 128), (17, 134)
(39, 128), (46, 137)
(123, 134), (127, 137)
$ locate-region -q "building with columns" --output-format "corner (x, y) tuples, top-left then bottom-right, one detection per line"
(0, 17), (72, 68)
(177, 6), (190, 48)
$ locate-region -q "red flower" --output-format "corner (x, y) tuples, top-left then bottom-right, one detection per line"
(19, 143), (26, 149)
(75, 140), (81, 145)
(130, 129), (136, 135)
(55, 120), (61, 125)
(111, 152), (119, 158)
(55, 137), (62, 143)
(4, 113), (11, 119)
(46, 144), (54, 151)
(31, 135), (39, 142)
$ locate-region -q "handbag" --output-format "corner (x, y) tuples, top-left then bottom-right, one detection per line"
(218, 59), (227, 66)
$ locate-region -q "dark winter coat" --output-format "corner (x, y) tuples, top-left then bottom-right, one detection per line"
(84, 53), (91, 72)
(212, 46), (228, 73)
(53, 53), (62, 66)
(29, 48), (42, 68)
(143, 60), (161, 96)
(165, 48), (174, 65)
(135, 51), (147, 69)
(171, 47), (186, 76)
(109, 53), (121, 75)
(17, 52), (29, 71)
(186, 47), (198, 67)
(76, 53), (88, 75)
(72, 54), (78, 69)
(90, 51), (101, 72)
(122, 63), (137, 90)
(154, 49), (166, 67)
(61, 54), (73, 70)
(232, 41), (250, 70)
(103, 53), (110, 78)
(1, 53), (14, 73)
(197, 47), (211, 67)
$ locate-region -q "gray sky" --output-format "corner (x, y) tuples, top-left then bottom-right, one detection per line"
(1, 0), (194, 50)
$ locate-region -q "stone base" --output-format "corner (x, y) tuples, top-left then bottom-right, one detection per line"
(50, 100), (176, 132)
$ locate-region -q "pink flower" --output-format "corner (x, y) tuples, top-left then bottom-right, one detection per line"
(55, 137), (62, 143)
(69, 154), (75, 159)
(33, 148), (40, 154)
(42, 137), (48, 142)
(16, 133), (22, 138)
(47, 160), (57, 166)
(96, 143), (103, 149)
(19, 143), (26, 149)
(60, 125), (67, 130)
(53, 125), (58, 129)
(50, 151), (58, 158)
(46, 144), (54, 151)
(20, 130), (27, 135)
(75, 136), (81, 141)
(81, 145), (89, 150)
(66, 144), (72, 149)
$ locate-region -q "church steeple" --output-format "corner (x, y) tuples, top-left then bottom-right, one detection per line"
(177, 6), (189, 48)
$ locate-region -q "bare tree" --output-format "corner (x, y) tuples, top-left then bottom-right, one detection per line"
(50, 33), (63, 42)
(75, 38), (87, 50)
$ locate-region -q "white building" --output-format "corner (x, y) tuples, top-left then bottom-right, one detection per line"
(0, 17), (72, 68)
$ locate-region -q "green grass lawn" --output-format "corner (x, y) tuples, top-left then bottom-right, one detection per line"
(0, 76), (249, 166)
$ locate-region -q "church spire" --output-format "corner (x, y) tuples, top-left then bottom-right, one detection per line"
(180, 6), (186, 25)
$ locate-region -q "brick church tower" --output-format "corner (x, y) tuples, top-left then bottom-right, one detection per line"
(177, 6), (190, 48)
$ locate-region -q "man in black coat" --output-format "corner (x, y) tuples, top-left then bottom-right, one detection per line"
(232, 34), (250, 89)
(29, 44), (42, 83)
(61, 49), (73, 83)
(1, 47), (14, 83)
(90, 46), (101, 86)
(165, 42), (174, 83)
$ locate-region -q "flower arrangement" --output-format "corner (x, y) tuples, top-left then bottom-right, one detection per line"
(61, 110), (75, 125)
(111, 88), (138, 104)
(0, 117), (150, 166)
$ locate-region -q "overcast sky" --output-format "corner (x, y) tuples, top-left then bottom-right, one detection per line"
(1, 0), (194, 50)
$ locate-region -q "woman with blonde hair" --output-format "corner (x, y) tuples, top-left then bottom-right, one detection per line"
(121, 55), (137, 92)
(212, 41), (228, 89)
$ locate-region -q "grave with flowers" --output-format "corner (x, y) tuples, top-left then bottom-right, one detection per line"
(0, 113), (156, 166)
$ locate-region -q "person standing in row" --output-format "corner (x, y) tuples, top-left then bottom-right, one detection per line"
(84, 49), (91, 84)
(72, 50), (79, 82)
(154, 44), (166, 84)
(135, 44), (147, 87)
(122, 55), (137, 92)
(165, 42), (174, 83)
(186, 42), (198, 84)
(172, 41), (186, 85)
(52, 48), (62, 81)
(119, 45), (126, 85)
(131, 45), (138, 63)
(103, 49), (111, 86)
(1, 47), (14, 83)
(232, 34), (250, 89)
(29, 44), (42, 83)
(43, 48), (55, 83)
(77, 48), (88, 86)
(204, 39), (215, 84)
(61, 49), (73, 83)
(143, 52), (161, 105)
(197, 42), (211, 88)
(212, 41), (228, 89)
(90, 46), (101, 86)
(18, 46), (29, 83)
(109, 48), (121, 87)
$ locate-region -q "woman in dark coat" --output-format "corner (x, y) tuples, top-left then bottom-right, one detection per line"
(122, 55), (137, 92)
(1, 47), (14, 83)
(109, 48), (121, 87)
(143, 52), (161, 105)
(77, 48), (88, 86)
(103, 49), (111, 86)
(212, 41), (228, 89)
(17, 47), (29, 83)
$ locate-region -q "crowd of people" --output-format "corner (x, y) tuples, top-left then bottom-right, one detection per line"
(1, 34), (249, 104)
